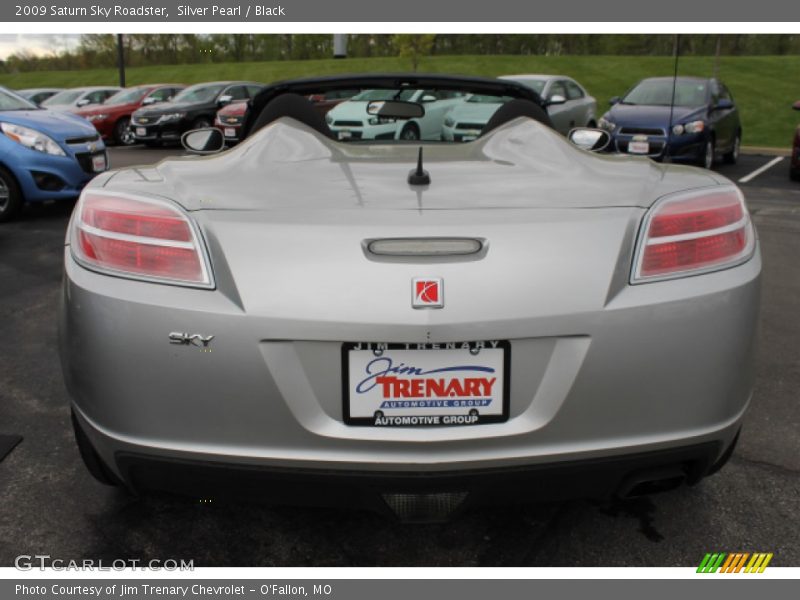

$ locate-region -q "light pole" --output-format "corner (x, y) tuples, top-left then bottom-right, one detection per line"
(333, 34), (347, 59)
(116, 34), (125, 87)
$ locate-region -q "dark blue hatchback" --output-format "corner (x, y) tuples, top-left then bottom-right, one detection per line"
(598, 76), (741, 169)
(0, 87), (108, 222)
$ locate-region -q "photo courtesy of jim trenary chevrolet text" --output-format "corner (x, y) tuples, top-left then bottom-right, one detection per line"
(0, 0), (798, 596)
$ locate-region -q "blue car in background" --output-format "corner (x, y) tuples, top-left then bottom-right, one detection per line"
(598, 76), (741, 169)
(0, 87), (108, 222)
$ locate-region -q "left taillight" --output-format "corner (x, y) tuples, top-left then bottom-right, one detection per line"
(70, 191), (213, 288)
(632, 185), (755, 283)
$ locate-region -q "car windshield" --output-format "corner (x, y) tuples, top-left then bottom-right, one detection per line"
(466, 94), (509, 104)
(42, 89), (84, 106)
(0, 88), (38, 111)
(321, 86), (527, 143)
(172, 84), (225, 103)
(508, 79), (547, 94)
(350, 89), (419, 102)
(106, 87), (149, 105)
(622, 80), (709, 107)
(323, 89), (359, 100)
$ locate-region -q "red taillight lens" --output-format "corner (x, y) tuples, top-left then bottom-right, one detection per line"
(633, 187), (754, 282)
(71, 192), (212, 287)
(81, 196), (192, 242)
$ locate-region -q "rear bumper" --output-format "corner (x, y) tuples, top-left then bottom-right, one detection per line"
(75, 404), (730, 516)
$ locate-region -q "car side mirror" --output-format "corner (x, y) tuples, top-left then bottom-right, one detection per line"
(714, 99), (734, 111)
(547, 94), (567, 106)
(218, 94), (233, 107)
(76, 98), (90, 107)
(793, 100), (800, 111)
(609, 96), (621, 106)
(182, 128), (225, 154)
(567, 127), (611, 152)
(366, 100), (425, 120)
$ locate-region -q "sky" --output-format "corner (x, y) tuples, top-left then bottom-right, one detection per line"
(0, 34), (81, 60)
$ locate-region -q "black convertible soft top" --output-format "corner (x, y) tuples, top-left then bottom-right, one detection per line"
(240, 73), (547, 140)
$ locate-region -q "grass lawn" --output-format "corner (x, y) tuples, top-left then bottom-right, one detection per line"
(1, 54), (797, 147)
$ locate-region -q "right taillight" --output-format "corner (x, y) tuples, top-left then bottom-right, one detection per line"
(70, 190), (213, 288)
(632, 186), (755, 283)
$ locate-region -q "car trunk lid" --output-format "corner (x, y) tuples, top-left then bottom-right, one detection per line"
(103, 118), (719, 212)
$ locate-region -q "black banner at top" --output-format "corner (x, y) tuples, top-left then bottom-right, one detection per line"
(3, 0), (800, 22)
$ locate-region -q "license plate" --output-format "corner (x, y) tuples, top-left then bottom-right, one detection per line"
(343, 341), (510, 427)
(224, 127), (236, 138)
(461, 134), (478, 142)
(136, 127), (147, 137)
(628, 141), (650, 154)
(337, 130), (352, 140)
(91, 154), (106, 172)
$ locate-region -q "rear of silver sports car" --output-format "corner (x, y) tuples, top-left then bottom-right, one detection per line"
(59, 120), (760, 520)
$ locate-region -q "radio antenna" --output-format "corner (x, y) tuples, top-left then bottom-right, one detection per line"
(408, 146), (431, 185)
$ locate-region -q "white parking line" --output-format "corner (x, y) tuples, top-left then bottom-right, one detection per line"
(738, 156), (784, 184)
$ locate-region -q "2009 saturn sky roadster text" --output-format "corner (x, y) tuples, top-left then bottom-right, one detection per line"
(58, 75), (760, 521)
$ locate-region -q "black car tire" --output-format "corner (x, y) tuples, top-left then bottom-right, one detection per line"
(192, 117), (213, 130)
(791, 166), (800, 182)
(399, 123), (420, 141)
(723, 132), (741, 164)
(71, 411), (121, 486)
(0, 165), (23, 223)
(113, 117), (136, 146)
(700, 137), (715, 169)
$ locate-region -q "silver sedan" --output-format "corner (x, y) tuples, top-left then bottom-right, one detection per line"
(442, 74), (597, 141)
(502, 74), (597, 132)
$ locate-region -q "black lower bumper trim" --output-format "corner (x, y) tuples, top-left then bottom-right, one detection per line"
(115, 442), (721, 516)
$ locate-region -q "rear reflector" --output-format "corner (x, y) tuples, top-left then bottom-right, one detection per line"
(382, 492), (468, 523)
(633, 186), (755, 282)
(71, 191), (212, 287)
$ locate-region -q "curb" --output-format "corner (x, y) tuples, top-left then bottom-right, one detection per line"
(741, 146), (791, 157)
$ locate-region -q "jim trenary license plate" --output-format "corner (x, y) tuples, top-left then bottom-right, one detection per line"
(343, 341), (510, 427)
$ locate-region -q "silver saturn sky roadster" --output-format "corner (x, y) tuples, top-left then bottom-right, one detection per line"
(59, 75), (760, 521)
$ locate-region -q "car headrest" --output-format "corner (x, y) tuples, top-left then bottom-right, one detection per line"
(248, 92), (335, 140)
(481, 98), (554, 137)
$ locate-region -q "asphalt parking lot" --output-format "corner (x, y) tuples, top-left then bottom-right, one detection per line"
(0, 146), (798, 567)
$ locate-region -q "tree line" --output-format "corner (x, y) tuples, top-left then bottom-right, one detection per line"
(2, 34), (799, 73)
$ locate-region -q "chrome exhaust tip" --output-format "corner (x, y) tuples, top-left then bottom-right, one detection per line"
(617, 465), (687, 499)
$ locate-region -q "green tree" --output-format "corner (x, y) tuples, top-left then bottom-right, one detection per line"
(392, 34), (436, 71)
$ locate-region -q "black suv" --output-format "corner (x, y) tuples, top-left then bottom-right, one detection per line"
(131, 81), (263, 146)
